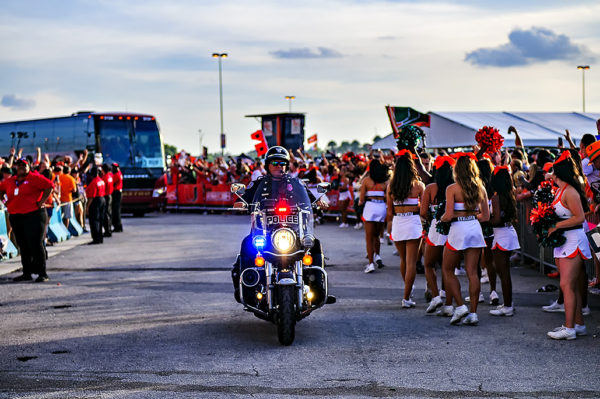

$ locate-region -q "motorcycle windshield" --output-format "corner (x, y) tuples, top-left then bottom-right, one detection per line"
(251, 175), (314, 238)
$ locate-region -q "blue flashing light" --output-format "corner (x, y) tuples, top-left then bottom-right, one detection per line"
(253, 235), (266, 249)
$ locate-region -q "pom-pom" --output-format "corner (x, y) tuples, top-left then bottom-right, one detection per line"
(475, 126), (504, 154)
(396, 124), (425, 149)
(533, 180), (556, 207)
(529, 202), (566, 248)
(434, 201), (451, 235)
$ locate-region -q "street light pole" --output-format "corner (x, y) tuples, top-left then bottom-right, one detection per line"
(285, 95), (295, 113)
(212, 52), (228, 155)
(577, 65), (590, 113)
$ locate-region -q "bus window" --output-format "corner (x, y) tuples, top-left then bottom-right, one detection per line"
(98, 119), (132, 167)
(133, 119), (164, 168)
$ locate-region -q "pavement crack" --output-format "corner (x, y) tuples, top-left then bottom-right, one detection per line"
(251, 365), (259, 377)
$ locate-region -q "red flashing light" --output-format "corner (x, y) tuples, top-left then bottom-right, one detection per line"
(88, 115), (91, 119)
(118, 116), (123, 120)
(151, 117), (155, 121)
(126, 116), (131, 120)
(275, 202), (289, 216)
(134, 116), (138, 120)
(100, 116), (104, 120)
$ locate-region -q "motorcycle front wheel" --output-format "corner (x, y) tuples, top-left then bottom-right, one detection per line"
(277, 285), (296, 346)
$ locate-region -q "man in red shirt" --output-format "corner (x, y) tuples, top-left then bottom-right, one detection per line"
(0, 158), (53, 282)
(111, 163), (123, 232)
(85, 167), (106, 244)
(101, 164), (114, 238)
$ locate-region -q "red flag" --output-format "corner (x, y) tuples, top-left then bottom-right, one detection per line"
(307, 134), (318, 144)
(250, 130), (268, 156)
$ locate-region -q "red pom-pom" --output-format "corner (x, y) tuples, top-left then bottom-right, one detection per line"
(475, 126), (504, 153)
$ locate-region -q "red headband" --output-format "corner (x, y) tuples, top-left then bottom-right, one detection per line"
(433, 156), (456, 169)
(493, 165), (510, 175)
(553, 150), (571, 166)
(395, 149), (417, 159)
(451, 152), (477, 161)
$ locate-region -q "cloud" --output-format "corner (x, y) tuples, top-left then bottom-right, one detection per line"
(465, 27), (591, 67)
(1, 94), (35, 110)
(270, 47), (343, 59)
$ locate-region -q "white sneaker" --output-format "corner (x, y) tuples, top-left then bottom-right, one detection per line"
(392, 248), (399, 256)
(489, 290), (499, 306)
(364, 263), (375, 274)
(338, 222), (349, 228)
(462, 312), (479, 325)
(439, 290), (446, 299)
(454, 267), (466, 276)
(480, 269), (489, 284)
(465, 293), (484, 303)
(402, 298), (416, 308)
(374, 254), (385, 269)
(426, 296), (443, 314)
(575, 324), (587, 336)
(582, 306), (591, 316)
(489, 305), (514, 316)
(547, 326), (576, 340)
(542, 300), (564, 313)
(450, 304), (469, 324)
(379, 236), (385, 244)
(436, 305), (453, 317)
(354, 222), (363, 230)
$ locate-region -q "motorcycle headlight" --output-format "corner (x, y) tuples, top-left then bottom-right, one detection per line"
(272, 228), (296, 253)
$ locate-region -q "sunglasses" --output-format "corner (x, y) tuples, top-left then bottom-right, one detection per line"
(270, 161), (287, 166)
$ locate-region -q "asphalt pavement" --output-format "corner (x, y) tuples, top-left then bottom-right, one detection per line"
(0, 213), (598, 398)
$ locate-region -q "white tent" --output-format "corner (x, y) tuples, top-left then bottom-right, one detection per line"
(372, 112), (600, 150)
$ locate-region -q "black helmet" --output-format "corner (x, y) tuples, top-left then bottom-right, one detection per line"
(265, 146), (290, 164)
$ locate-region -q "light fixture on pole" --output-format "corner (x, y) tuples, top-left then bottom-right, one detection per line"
(285, 95), (295, 113)
(577, 65), (590, 113)
(212, 52), (228, 155)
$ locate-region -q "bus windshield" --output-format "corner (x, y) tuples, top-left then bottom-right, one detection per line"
(98, 117), (164, 169)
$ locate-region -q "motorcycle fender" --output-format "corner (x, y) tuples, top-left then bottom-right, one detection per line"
(276, 278), (297, 285)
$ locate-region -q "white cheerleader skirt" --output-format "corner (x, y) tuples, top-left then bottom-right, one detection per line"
(362, 201), (387, 223)
(391, 213), (422, 241)
(446, 219), (486, 251)
(426, 218), (448, 247)
(553, 227), (591, 259)
(491, 226), (520, 251)
(338, 190), (352, 201)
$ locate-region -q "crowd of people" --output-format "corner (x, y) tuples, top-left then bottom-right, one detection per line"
(1, 147), (124, 283)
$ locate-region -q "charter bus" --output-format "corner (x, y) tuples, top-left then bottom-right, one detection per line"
(0, 111), (166, 215)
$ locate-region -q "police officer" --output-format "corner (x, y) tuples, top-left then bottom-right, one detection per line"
(0, 158), (53, 282)
(101, 164), (114, 237)
(231, 147), (327, 302)
(111, 163), (123, 232)
(86, 167), (106, 244)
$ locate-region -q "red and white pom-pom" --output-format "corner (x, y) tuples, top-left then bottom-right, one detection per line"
(475, 126), (504, 153)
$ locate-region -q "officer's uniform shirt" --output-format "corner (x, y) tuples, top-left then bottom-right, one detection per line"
(102, 172), (114, 196)
(86, 177), (106, 199)
(0, 172), (53, 214)
(113, 171), (123, 191)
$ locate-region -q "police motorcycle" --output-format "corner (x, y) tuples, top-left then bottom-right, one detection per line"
(230, 149), (334, 345)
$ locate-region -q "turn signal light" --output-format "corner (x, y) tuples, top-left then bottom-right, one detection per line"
(256, 292), (263, 300)
(255, 256), (265, 267)
(302, 254), (313, 266)
(306, 291), (314, 301)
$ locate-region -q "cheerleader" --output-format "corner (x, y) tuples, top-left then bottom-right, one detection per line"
(387, 150), (425, 307)
(546, 151), (590, 340)
(489, 166), (520, 316)
(338, 169), (352, 228)
(359, 158), (390, 273)
(440, 154), (490, 325)
(420, 155), (455, 313)
(475, 158), (498, 305)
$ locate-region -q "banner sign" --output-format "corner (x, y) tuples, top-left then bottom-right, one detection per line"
(307, 133), (318, 144)
(263, 120), (273, 137)
(385, 106), (430, 138)
(291, 118), (301, 135)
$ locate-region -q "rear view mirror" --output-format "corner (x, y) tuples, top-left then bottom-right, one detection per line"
(317, 182), (330, 194)
(231, 183), (246, 195)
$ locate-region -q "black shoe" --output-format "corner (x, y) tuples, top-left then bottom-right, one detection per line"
(88, 241), (102, 245)
(35, 275), (49, 283)
(326, 295), (337, 304)
(103, 233), (112, 237)
(13, 274), (33, 282)
(375, 259), (385, 269)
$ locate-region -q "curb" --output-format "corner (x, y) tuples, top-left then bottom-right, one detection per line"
(0, 233), (91, 276)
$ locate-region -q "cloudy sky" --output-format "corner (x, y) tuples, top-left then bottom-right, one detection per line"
(0, 0), (598, 154)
